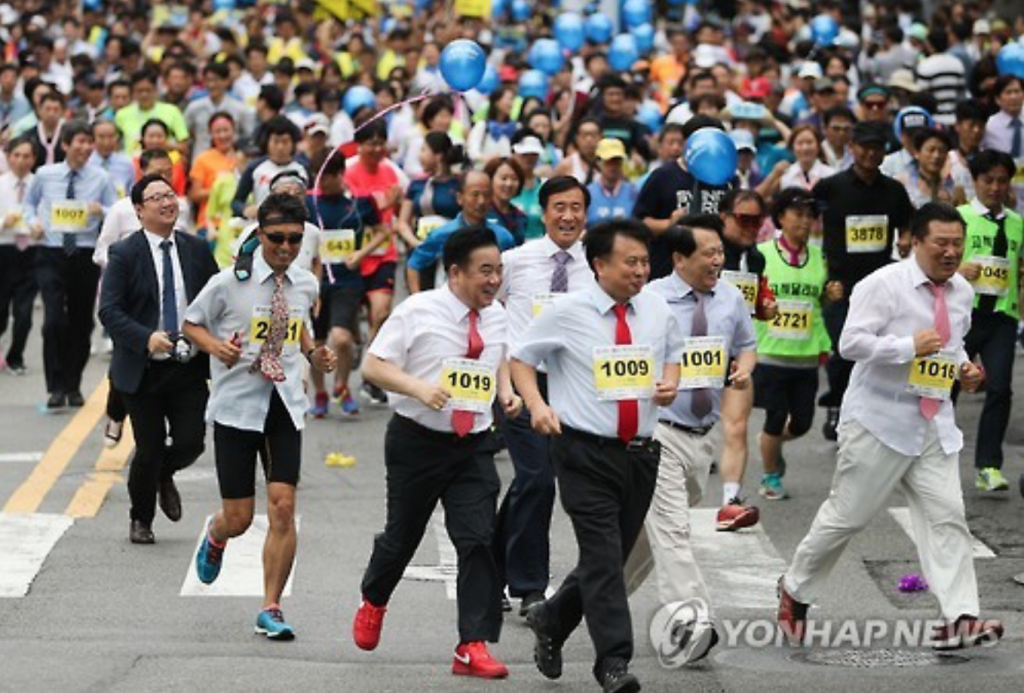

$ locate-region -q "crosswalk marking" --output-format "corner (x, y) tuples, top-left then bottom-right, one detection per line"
(689, 508), (789, 609)
(0, 452), (44, 464)
(180, 515), (300, 597)
(888, 507), (996, 559)
(0, 513), (74, 598)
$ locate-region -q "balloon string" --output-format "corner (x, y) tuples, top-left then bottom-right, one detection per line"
(312, 88), (438, 285)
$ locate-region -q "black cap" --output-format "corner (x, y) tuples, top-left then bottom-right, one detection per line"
(851, 121), (888, 145)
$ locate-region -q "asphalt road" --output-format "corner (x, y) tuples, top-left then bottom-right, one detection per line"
(2, 307), (1024, 693)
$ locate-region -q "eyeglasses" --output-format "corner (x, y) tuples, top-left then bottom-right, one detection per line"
(730, 213), (764, 227)
(263, 232), (304, 246)
(143, 192), (177, 204)
(863, 100), (887, 110)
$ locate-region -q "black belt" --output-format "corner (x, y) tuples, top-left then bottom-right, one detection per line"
(562, 425), (653, 451)
(658, 419), (714, 437)
(393, 414), (486, 444)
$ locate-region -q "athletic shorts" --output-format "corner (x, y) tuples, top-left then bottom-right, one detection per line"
(752, 364), (819, 414)
(314, 284), (362, 337)
(213, 390), (302, 499)
(364, 261), (396, 294)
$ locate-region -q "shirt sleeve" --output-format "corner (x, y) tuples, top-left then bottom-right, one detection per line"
(510, 297), (564, 366)
(733, 296), (758, 354)
(184, 272), (227, 329)
(407, 227), (447, 272)
(367, 300), (411, 367)
(839, 273), (916, 365)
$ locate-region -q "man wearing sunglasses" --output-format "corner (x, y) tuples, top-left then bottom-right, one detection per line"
(184, 193), (337, 641)
(99, 173), (219, 545)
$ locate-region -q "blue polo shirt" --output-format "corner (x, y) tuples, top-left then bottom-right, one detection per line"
(407, 213), (516, 272)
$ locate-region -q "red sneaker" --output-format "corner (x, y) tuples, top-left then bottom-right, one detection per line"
(452, 641), (509, 679)
(353, 599), (387, 651)
(932, 615), (1004, 650)
(716, 500), (760, 531)
(777, 576), (808, 645)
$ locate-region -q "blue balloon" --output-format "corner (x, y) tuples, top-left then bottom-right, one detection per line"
(529, 39), (564, 76)
(476, 64), (500, 95)
(343, 86), (376, 117)
(491, 0), (508, 16)
(810, 14), (839, 46)
(585, 14), (613, 44)
(213, 0), (235, 9)
(511, 0), (530, 22)
(996, 41), (1024, 78)
(440, 40), (487, 92)
(633, 23), (655, 53)
(518, 69), (549, 100)
(685, 128), (738, 186)
(608, 34), (639, 72)
(554, 13), (586, 53)
(622, 0), (651, 30)
(637, 103), (663, 134)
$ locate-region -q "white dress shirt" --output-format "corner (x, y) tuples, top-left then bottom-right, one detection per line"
(0, 171), (33, 246)
(144, 230), (187, 337)
(839, 256), (973, 456)
(498, 235), (594, 347)
(184, 252), (319, 432)
(368, 284), (508, 433)
(512, 283), (684, 439)
(93, 196), (190, 267)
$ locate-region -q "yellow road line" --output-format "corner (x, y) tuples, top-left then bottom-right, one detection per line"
(65, 420), (134, 519)
(3, 381), (108, 514)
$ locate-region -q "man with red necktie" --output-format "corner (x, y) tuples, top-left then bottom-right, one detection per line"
(778, 203), (1004, 652)
(352, 226), (521, 680)
(511, 219), (682, 693)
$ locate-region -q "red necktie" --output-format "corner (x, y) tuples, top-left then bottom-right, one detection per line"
(452, 310), (483, 437)
(613, 304), (639, 443)
(919, 282), (951, 420)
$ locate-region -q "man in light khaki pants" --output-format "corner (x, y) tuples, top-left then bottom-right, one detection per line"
(778, 202), (1004, 651)
(624, 218), (757, 665)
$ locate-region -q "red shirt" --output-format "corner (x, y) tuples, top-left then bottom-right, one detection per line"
(343, 159), (400, 275)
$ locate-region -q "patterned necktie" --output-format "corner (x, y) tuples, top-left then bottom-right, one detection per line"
(550, 250), (572, 293)
(452, 310), (484, 437)
(613, 304), (639, 443)
(1010, 118), (1022, 159)
(159, 239), (178, 334)
(690, 291), (713, 419)
(919, 282), (951, 420)
(63, 169), (77, 255)
(250, 273), (288, 382)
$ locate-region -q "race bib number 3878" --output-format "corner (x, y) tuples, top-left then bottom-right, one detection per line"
(845, 214), (888, 253)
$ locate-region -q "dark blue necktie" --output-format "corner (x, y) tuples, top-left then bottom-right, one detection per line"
(160, 239), (178, 335)
(62, 170), (77, 255)
(1011, 118), (1022, 159)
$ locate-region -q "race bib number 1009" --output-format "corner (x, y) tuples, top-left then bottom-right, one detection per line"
(593, 345), (655, 401)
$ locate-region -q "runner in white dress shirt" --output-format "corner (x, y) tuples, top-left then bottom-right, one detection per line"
(778, 202), (1004, 651)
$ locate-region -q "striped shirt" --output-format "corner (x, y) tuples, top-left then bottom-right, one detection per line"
(915, 54), (967, 127)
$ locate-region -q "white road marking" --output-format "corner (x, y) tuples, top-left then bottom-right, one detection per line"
(0, 513), (74, 598)
(0, 452), (44, 464)
(180, 515), (300, 597)
(888, 507), (996, 559)
(689, 508), (789, 609)
(403, 511), (458, 599)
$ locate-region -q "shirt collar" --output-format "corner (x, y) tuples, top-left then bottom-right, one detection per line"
(143, 229), (174, 250)
(253, 250), (299, 285)
(440, 283), (476, 323)
(540, 234), (583, 259)
(589, 283), (632, 315)
(668, 270), (714, 299)
(970, 197), (1007, 221)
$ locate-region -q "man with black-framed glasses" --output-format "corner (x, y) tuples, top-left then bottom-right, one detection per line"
(99, 173), (219, 545)
(183, 193), (336, 641)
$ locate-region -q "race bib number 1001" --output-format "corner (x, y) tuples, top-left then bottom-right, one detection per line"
(679, 336), (727, 389)
(593, 345), (655, 401)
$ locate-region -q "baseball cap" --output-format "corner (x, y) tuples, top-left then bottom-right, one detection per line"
(304, 113), (330, 136)
(907, 23), (928, 42)
(595, 138), (627, 161)
(296, 58), (317, 73)
(741, 77), (771, 100)
(894, 106), (934, 139)
(512, 135), (545, 157)
(857, 83), (889, 102)
(851, 121), (888, 146)
(797, 62), (823, 80)
(813, 77), (836, 94)
(886, 69), (921, 94)
(972, 19), (991, 35)
(730, 130), (757, 153)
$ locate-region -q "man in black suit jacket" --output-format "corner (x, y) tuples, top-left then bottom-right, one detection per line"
(99, 173), (219, 544)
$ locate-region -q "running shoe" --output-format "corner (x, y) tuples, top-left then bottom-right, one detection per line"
(976, 467), (1009, 492)
(452, 641), (509, 679)
(353, 598), (387, 651)
(195, 527), (225, 585)
(104, 419), (124, 448)
(361, 381), (387, 405)
(759, 472), (788, 500)
(715, 499), (760, 531)
(255, 606), (295, 640)
(309, 392), (328, 419)
(335, 385), (359, 415)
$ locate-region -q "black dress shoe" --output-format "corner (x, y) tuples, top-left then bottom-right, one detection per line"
(66, 391), (85, 407)
(46, 392), (66, 410)
(602, 665), (640, 693)
(519, 590), (546, 617)
(159, 479), (182, 522)
(525, 602), (562, 680)
(130, 520), (155, 544)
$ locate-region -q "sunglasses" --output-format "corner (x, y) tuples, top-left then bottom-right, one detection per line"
(263, 232), (304, 246)
(863, 100), (888, 110)
(731, 213), (764, 227)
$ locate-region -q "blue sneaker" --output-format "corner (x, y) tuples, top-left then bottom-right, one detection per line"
(255, 606), (295, 640)
(341, 389), (360, 416)
(195, 530), (225, 585)
(309, 392), (329, 419)
(759, 472), (788, 500)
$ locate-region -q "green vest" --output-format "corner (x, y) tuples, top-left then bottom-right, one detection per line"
(957, 203), (1022, 320)
(755, 240), (831, 358)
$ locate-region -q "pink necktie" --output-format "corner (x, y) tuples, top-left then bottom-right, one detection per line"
(451, 310), (483, 437)
(919, 282), (951, 420)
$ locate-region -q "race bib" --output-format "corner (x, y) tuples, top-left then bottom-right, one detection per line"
(720, 270), (757, 314)
(679, 336), (727, 390)
(768, 299), (813, 340)
(51, 201), (89, 233)
(906, 350), (958, 400)
(593, 345), (655, 401)
(365, 227), (392, 256)
(248, 305), (303, 354)
(416, 215), (448, 240)
(320, 229), (357, 264)
(1014, 162), (1024, 186)
(845, 214), (888, 253)
(440, 358), (496, 414)
(971, 255), (1010, 297)
(531, 292), (556, 317)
